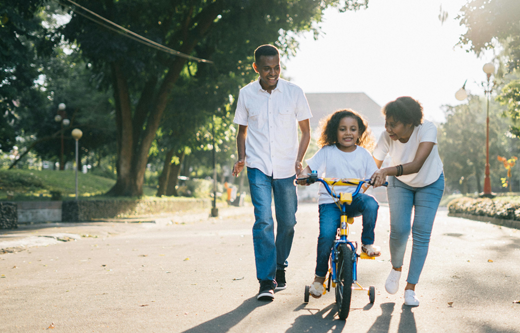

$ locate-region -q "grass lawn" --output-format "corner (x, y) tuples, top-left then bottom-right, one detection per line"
(0, 169), (157, 200)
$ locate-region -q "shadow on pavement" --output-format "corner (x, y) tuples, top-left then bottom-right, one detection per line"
(182, 296), (269, 333)
(367, 302), (395, 332)
(397, 304), (417, 333)
(286, 303), (345, 333)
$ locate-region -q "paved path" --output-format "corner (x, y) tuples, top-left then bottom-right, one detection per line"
(1, 204), (519, 332)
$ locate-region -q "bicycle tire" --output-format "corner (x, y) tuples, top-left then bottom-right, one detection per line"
(335, 243), (354, 320)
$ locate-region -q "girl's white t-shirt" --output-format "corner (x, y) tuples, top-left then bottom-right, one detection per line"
(372, 119), (443, 187)
(306, 145), (379, 205)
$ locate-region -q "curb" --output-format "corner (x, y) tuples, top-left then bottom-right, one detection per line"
(448, 212), (520, 230)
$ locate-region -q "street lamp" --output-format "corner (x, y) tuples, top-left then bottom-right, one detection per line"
(71, 128), (83, 200)
(55, 103), (69, 170)
(455, 63), (496, 197)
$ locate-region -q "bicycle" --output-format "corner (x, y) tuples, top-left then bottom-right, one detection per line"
(297, 170), (387, 320)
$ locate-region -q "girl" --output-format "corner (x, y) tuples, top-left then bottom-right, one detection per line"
(299, 109), (381, 298)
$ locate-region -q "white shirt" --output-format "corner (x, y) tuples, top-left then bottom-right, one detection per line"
(306, 145), (379, 205)
(373, 119), (444, 187)
(233, 78), (312, 179)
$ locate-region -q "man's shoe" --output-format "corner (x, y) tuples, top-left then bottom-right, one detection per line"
(257, 280), (275, 301)
(275, 269), (286, 290)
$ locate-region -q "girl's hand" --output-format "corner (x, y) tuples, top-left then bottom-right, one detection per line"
(370, 169), (388, 188)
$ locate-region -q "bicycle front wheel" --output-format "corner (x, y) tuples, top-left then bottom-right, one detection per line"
(335, 243), (354, 320)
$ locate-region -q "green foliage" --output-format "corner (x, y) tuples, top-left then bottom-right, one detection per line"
(0, 0), (58, 152)
(496, 79), (520, 137)
(0, 169), (115, 199)
(438, 94), (516, 194)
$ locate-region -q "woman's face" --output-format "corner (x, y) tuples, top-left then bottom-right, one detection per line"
(385, 116), (414, 143)
(336, 116), (359, 152)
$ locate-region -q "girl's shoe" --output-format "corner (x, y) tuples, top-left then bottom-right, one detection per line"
(404, 290), (420, 306)
(309, 281), (325, 298)
(362, 244), (381, 257)
(385, 269), (401, 294)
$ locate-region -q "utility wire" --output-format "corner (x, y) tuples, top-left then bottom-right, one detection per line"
(56, 0), (213, 64)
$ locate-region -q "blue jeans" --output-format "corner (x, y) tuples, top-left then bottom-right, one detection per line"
(247, 167), (298, 282)
(387, 173), (444, 285)
(315, 193), (379, 277)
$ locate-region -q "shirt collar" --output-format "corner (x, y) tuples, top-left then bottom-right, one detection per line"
(255, 78), (283, 93)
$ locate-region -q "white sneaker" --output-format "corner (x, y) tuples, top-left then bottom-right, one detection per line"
(309, 282), (324, 298)
(385, 269), (401, 294)
(404, 290), (420, 306)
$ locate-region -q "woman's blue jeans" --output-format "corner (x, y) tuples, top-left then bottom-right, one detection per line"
(247, 167), (298, 282)
(315, 193), (379, 277)
(387, 173), (444, 285)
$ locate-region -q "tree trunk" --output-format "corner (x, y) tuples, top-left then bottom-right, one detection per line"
(156, 148), (175, 197)
(474, 164), (482, 194)
(166, 149), (186, 196)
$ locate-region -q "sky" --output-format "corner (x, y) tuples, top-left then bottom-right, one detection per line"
(282, 0), (496, 123)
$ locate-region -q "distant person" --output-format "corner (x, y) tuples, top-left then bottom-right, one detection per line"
(370, 96), (444, 307)
(297, 109), (380, 298)
(232, 44), (312, 301)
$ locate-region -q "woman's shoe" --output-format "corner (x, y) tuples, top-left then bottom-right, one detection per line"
(309, 281), (325, 298)
(385, 269), (401, 294)
(404, 290), (420, 306)
(362, 244), (381, 257)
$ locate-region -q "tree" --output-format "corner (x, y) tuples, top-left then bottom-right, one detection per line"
(0, 0), (58, 152)
(439, 94), (514, 194)
(60, 0), (368, 196)
(458, 0), (520, 137)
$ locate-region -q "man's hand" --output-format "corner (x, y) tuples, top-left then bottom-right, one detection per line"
(232, 160), (245, 177)
(295, 161), (303, 176)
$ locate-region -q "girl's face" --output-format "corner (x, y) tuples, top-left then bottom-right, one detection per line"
(336, 116), (360, 152)
(385, 116), (414, 143)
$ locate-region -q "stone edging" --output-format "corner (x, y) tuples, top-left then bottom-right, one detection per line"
(448, 212), (520, 230)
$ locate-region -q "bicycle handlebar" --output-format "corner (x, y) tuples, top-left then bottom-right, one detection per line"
(296, 171), (388, 200)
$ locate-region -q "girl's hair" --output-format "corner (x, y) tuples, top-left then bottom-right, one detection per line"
(382, 96), (423, 126)
(318, 109), (375, 150)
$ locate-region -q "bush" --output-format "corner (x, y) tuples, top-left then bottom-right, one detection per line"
(448, 197), (520, 220)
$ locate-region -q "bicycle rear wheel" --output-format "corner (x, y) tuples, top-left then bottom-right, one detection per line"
(335, 243), (354, 320)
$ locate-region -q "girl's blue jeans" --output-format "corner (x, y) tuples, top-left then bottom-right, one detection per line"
(247, 167), (298, 282)
(315, 193), (379, 277)
(387, 173), (444, 285)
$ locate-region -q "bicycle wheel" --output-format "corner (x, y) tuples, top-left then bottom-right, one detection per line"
(335, 243), (354, 320)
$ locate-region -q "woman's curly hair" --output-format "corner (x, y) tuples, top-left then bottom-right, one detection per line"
(382, 96), (423, 126)
(317, 109), (375, 151)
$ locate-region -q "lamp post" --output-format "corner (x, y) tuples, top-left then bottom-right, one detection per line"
(55, 103), (70, 170)
(211, 114), (219, 217)
(455, 63), (496, 198)
(71, 128), (83, 200)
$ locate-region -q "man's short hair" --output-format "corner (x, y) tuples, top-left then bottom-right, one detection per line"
(254, 45), (279, 64)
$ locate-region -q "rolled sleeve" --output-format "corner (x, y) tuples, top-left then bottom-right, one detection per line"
(295, 89), (312, 122)
(233, 91), (248, 126)
(373, 132), (389, 161)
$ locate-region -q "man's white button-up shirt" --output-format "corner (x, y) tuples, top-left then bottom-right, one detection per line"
(233, 78), (312, 179)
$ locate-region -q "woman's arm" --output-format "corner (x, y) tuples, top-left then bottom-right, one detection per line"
(371, 142), (435, 187)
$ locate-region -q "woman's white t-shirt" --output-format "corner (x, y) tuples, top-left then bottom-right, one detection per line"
(372, 119), (443, 187)
(306, 145), (379, 205)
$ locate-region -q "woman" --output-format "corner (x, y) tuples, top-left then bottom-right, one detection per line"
(370, 96), (444, 307)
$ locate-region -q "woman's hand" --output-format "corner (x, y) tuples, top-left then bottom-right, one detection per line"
(370, 168), (388, 188)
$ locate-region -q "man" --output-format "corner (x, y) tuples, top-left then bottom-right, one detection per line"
(232, 44), (312, 301)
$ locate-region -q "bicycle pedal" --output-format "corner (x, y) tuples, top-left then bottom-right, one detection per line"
(360, 252), (376, 260)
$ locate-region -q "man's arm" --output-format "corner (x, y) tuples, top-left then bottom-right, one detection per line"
(232, 125), (247, 177)
(295, 119), (311, 176)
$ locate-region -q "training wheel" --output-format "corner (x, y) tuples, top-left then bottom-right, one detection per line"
(369, 286), (376, 304)
(304, 285), (310, 303)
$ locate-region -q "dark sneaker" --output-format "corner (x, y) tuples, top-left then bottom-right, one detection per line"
(257, 280), (275, 301)
(275, 269), (286, 290)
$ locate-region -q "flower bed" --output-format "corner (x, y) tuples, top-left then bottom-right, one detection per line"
(448, 197), (520, 220)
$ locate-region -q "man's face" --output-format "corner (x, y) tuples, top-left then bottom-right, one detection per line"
(253, 55), (280, 91)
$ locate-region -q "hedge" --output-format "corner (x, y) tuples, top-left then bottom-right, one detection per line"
(447, 197), (520, 220)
